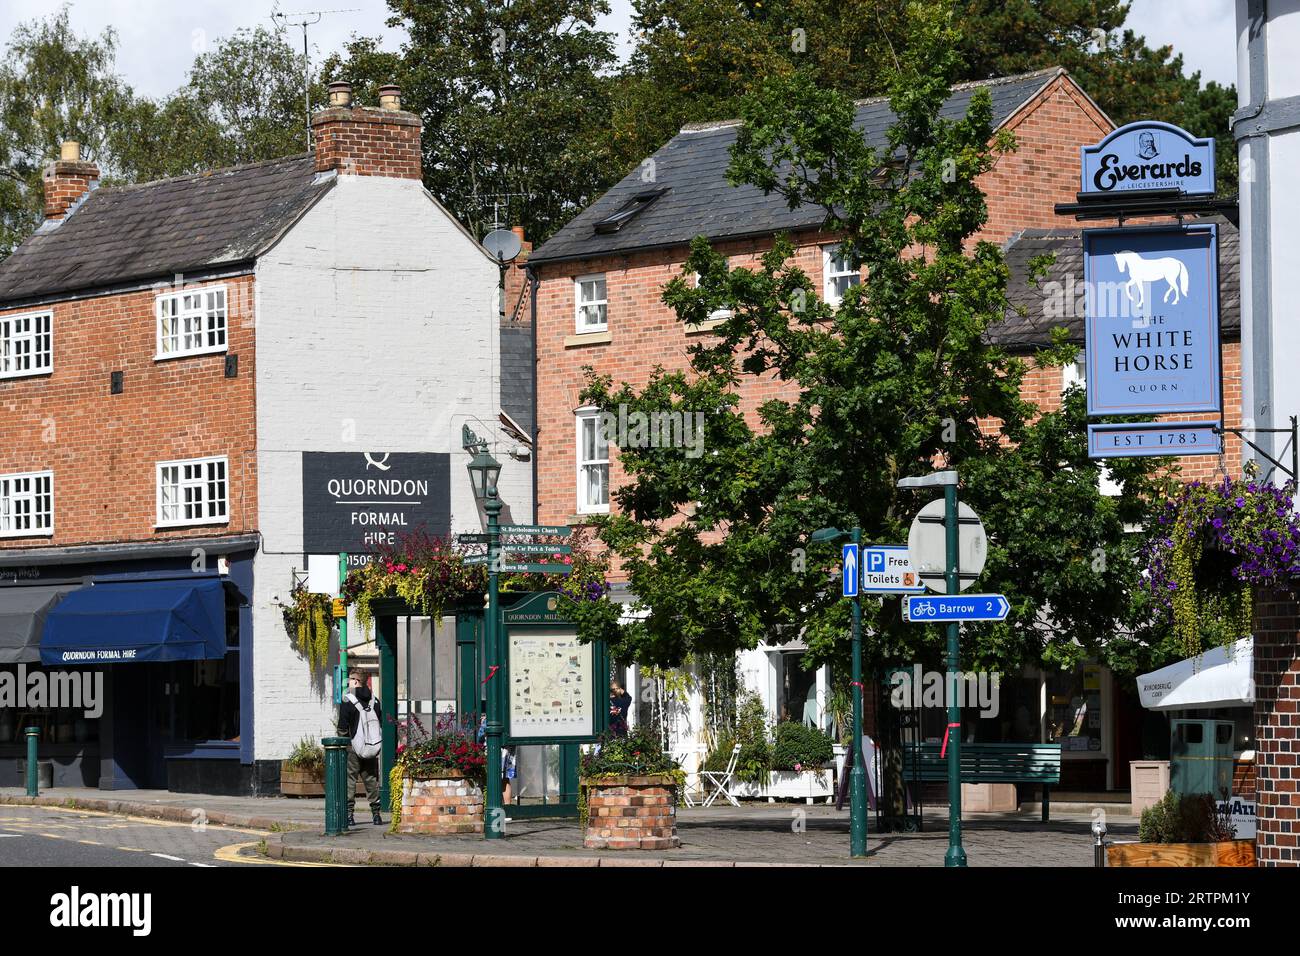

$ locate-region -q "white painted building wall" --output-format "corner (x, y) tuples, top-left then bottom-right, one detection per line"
(249, 173), (531, 761)
(1236, 0), (1300, 473)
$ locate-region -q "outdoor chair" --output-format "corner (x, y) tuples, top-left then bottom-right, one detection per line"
(700, 743), (742, 808)
(674, 749), (701, 807)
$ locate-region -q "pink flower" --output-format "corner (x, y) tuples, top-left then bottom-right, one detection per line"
(794, 763), (803, 772)
(395, 563), (408, 573)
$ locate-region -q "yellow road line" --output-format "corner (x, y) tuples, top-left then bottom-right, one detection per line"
(115, 846), (148, 853)
(213, 841), (343, 867)
(77, 840), (102, 846)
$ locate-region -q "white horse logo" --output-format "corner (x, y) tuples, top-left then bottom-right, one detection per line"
(1113, 250), (1189, 308)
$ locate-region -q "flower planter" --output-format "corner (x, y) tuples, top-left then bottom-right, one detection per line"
(279, 763), (367, 797)
(1106, 839), (1256, 867)
(725, 769), (835, 802)
(396, 771), (484, 834)
(582, 774), (680, 850)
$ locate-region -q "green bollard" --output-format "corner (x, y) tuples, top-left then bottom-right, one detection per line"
(323, 736), (351, 836)
(24, 727), (39, 797)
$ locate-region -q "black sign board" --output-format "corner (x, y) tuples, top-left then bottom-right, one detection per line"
(302, 452), (450, 555)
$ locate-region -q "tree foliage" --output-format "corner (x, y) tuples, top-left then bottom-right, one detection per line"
(580, 8), (1173, 679)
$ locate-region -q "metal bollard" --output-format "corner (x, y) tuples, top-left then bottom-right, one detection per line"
(1092, 818), (1107, 867)
(24, 727), (39, 797)
(323, 736), (351, 836)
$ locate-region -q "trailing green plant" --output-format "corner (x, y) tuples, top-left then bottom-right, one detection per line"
(284, 736), (324, 776)
(770, 721), (834, 771)
(282, 583), (332, 670)
(1142, 465), (1300, 656)
(1138, 791), (1237, 843)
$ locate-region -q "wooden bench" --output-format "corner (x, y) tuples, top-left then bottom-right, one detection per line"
(902, 742), (1063, 821)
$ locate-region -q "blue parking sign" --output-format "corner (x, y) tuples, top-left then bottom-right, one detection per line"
(842, 544), (859, 598)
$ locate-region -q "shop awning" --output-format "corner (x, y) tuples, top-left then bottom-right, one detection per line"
(40, 578), (228, 665)
(0, 584), (78, 664)
(1137, 637), (1255, 710)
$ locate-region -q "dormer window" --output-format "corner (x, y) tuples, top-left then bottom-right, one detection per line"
(593, 187), (668, 234)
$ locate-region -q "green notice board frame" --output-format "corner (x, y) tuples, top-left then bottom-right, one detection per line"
(500, 591), (608, 746)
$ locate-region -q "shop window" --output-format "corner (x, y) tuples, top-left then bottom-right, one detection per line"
(156, 285), (227, 359)
(0, 664), (101, 747)
(0, 310), (52, 378)
(1047, 667), (1104, 753)
(0, 470), (53, 537)
(156, 456), (228, 527)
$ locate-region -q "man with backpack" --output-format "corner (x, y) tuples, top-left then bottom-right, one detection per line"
(338, 670), (384, 827)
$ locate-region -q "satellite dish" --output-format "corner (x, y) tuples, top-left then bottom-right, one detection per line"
(482, 228), (522, 263)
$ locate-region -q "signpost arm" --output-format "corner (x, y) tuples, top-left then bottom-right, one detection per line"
(849, 527), (867, 858)
(944, 482), (968, 867)
(484, 488), (504, 839)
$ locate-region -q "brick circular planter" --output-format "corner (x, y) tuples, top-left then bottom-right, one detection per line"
(582, 773), (680, 850)
(397, 771), (484, 835)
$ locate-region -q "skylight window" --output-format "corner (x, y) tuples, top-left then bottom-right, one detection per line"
(593, 187), (668, 234)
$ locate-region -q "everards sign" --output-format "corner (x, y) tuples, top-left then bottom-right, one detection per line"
(1080, 120), (1216, 196)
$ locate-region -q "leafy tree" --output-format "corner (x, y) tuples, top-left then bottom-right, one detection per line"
(579, 7), (1171, 681)
(328, 0), (619, 242)
(0, 6), (134, 256)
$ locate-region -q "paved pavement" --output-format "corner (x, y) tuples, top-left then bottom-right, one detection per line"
(0, 787), (1137, 867)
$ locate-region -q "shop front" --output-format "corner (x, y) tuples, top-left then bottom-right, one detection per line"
(0, 536), (255, 793)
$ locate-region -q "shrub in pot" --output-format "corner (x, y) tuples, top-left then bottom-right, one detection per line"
(280, 736), (326, 796)
(770, 722), (834, 771)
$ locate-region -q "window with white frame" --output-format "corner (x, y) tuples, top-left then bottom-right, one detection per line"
(575, 274), (608, 333)
(157, 456), (229, 526)
(156, 286), (227, 359)
(0, 311), (52, 378)
(823, 244), (861, 306)
(0, 470), (53, 537)
(1061, 352), (1121, 496)
(691, 272), (733, 320)
(576, 410), (609, 513)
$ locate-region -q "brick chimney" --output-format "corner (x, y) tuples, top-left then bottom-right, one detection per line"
(310, 82), (422, 179)
(503, 226), (533, 326)
(43, 141), (99, 221)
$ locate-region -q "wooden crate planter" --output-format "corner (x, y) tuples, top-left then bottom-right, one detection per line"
(279, 764), (367, 797)
(396, 772), (483, 835)
(583, 774), (680, 850)
(1107, 840), (1256, 867)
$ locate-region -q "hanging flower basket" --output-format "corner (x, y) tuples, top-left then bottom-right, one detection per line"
(1141, 472), (1300, 655)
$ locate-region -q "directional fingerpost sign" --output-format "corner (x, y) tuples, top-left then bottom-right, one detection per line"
(500, 524), (571, 537)
(504, 543), (573, 555)
(501, 563), (572, 574)
(842, 543), (859, 598)
(903, 594), (1009, 623)
(862, 545), (925, 594)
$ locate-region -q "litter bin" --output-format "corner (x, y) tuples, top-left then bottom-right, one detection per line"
(16, 759), (54, 790)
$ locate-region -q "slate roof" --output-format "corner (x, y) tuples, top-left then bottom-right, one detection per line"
(530, 68), (1072, 266)
(0, 154), (332, 304)
(991, 215), (1240, 349)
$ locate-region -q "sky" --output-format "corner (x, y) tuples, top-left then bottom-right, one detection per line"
(0, 0), (1236, 102)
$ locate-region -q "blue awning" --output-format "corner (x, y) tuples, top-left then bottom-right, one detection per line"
(40, 578), (228, 665)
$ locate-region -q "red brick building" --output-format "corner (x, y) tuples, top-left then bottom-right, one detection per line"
(518, 68), (1244, 795)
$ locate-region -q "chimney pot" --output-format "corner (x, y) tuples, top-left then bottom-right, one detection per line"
(378, 85), (402, 111)
(60, 141), (81, 162)
(328, 81), (353, 108)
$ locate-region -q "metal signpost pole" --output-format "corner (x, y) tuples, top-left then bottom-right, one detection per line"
(337, 552), (348, 705)
(484, 487), (504, 839)
(849, 527), (866, 859)
(943, 481), (967, 867)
